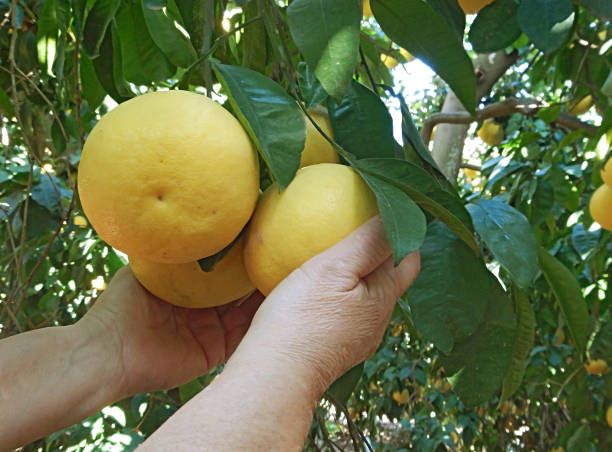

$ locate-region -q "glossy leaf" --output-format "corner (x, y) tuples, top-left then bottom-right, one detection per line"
(440, 274), (517, 408)
(467, 198), (538, 289)
(115, 2), (176, 84)
(80, 54), (106, 110)
(141, 0), (198, 68)
(327, 364), (364, 405)
(373, 0), (476, 113)
(406, 222), (489, 353)
(359, 172), (427, 264)
(356, 158), (479, 255)
(538, 248), (590, 354)
(212, 63), (306, 189)
(518, 0), (575, 53)
(328, 81), (395, 159)
(82, 0), (121, 58)
(469, 0), (521, 53)
(426, 0), (465, 38)
(297, 62), (328, 109)
(500, 287), (536, 402)
(576, 0), (612, 19)
(287, 0), (361, 100)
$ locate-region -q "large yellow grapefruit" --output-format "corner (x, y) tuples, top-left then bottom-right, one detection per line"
(589, 185), (612, 231)
(300, 110), (339, 168)
(129, 237), (254, 308)
(243, 163), (379, 295)
(78, 90), (259, 264)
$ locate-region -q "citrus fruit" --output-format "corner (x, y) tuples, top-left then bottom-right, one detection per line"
(601, 158), (612, 186)
(129, 237), (254, 308)
(73, 215), (88, 227)
(78, 90), (259, 264)
(477, 119), (504, 146)
(589, 185), (612, 231)
(568, 94), (593, 116)
(458, 0), (494, 14)
(300, 110), (339, 168)
(243, 163), (378, 295)
(584, 358), (609, 375)
(607, 405), (612, 428)
(392, 389), (410, 404)
(363, 0), (372, 16)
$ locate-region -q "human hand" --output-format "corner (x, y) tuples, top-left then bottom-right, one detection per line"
(233, 216), (420, 394)
(76, 266), (264, 399)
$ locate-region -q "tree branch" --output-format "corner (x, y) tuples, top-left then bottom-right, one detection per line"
(421, 97), (599, 145)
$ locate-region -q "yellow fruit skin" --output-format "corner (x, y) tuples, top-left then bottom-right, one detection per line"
(589, 185), (612, 231)
(392, 389), (410, 404)
(607, 405), (612, 428)
(584, 358), (609, 376)
(129, 237), (254, 308)
(363, 0), (372, 16)
(568, 95), (593, 116)
(601, 158), (612, 187)
(458, 0), (494, 14)
(300, 111), (339, 168)
(243, 164), (378, 295)
(477, 120), (504, 146)
(78, 90), (259, 264)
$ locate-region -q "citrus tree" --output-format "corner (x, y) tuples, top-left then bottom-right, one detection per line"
(1, 0), (611, 450)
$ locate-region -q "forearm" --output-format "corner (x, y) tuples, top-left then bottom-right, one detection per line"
(0, 322), (123, 450)
(140, 339), (325, 451)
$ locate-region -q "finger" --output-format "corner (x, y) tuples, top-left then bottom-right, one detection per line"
(364, 250), (421, 302)
(303, 216), (392, 284)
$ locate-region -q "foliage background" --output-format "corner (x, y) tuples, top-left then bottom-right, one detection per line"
(1, 0), (612, 450)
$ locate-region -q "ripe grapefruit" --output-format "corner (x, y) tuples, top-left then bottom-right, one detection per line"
(78, 90), (259, 264)
(300, 110), (339, 168)
(243, 163), (378, 295)
(589, 185), (612, 231)
(129, 237), (254, 308)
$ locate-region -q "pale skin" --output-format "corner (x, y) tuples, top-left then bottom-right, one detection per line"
(0, 217), (420, 451)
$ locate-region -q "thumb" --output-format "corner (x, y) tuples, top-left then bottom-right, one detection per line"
(301, 216), (392, 289)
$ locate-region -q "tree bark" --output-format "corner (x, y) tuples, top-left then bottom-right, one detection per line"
(431, 51), (518, 182)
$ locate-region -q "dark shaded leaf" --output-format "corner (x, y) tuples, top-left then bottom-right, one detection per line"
(426, 0), (465, 38)
(518, 0), (575, 53)
(576, 0), (612, 19)
(83, 0), (121, 58)
(373, 0), (476, 113)
(467, 198), (538, 288)
(327, 364), (364, 405)
(469, 0), (521, 53)
(212, 63), (306, 189)
(328, 81), (395, 159)
(538, 247), (590, 353)
(297, 62), (328, 110)
(287, 0), (361, 100)
(80, 54), (106, 110)
(406, 222), (489, 353)
(358, 172), (427, 264)
(92, 24), (133, 103)
(440, 274), (517, 408)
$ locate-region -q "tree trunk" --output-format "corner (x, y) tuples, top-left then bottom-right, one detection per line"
(431, 51), (518, 182)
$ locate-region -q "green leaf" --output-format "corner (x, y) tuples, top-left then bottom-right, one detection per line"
(576, 0), (612, 20)
(468, 0), (521, 53)
(287, 0), (361, 100)
(0, 88), (15, 117)
(326, 363), (363, 405)
(500, 287), (536, 402)
(328, 81), (395, 159)
(80, 54), (106, 110)
(467, 198), (538, 289)
(141, 0), (198, 68)
(529, 178), (554, 225)
(242, 0), (267, 74)
(406, 222), (490, 353)
(358, 172), (427, 265)
(538, 248), (590, 354)
(589, 311), (612, 361)
(92, 24), (133, 103)
(37, 0), (59, 74)
(426, 0), (465, 38)
(297, 62), (328, 110)
(212, 62), (306, 189)
(355, 158), (479, 255)
(440, 274), (517, 408)
(373, 0), (476, 113)
(518, 0), (575, 53)
(115, 1), (176, 84)
(82, 0), (121, 58)
(31, 176), (72, 219)
(178, 378), (204, 403)
(197, 237), (238, 272)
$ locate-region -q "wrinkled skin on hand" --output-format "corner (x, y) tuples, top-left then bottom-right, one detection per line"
(242, 216), (420, 391)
